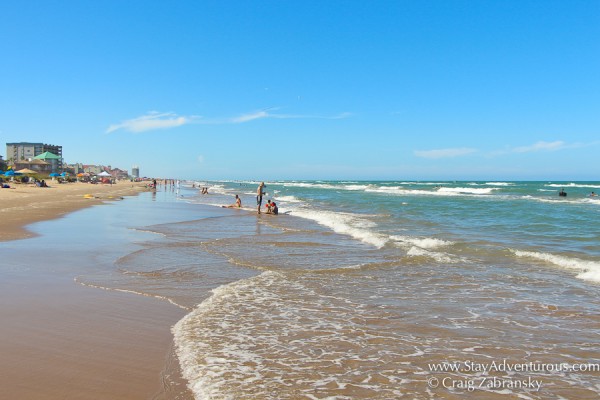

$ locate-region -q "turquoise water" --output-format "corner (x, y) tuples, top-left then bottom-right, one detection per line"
(196, 180), (600, 265)
(36, 181), (600, 399)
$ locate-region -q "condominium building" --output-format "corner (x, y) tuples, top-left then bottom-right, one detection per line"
(5, 142), (63, 171)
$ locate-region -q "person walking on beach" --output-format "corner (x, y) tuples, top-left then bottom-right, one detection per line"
(256, 182), (266, 214)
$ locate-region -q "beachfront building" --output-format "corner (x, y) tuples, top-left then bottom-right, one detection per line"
(110, 167), (129, 180)
(82, 164), (105, 175)
(33, 152), (61, 173)
(132, 165), (139, 178)
(0, 155), (6, 172)
(6, 142), (63, 171)
(12, 158), (52, 174)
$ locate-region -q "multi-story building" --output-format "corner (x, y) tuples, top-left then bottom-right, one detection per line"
(6, 142), (63, 171)
(13, 159), (52, 174)
(83, 164), (105, 175)
(132, 165), (140, 178)
(110, 168), (130, 180)
(0, 155), (6, 171)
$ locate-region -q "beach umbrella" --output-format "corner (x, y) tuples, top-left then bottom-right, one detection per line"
(16, 168), (37, 174)
(97, 171), (111, 177)
(4, 170), (15, 176)
(49, 172), (60, 177)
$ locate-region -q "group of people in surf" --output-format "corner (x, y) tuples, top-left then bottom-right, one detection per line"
(221, 182), (278, 215)
(256, 182), (278, 215)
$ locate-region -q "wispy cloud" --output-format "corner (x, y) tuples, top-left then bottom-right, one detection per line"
(230, 109), (351, 123)
(107, 112), (198, 133)
(232, 110), (271, 123)
(107, 108), (351, 133)
(414, 147), (477, 159)
(512, 140), (567, 153)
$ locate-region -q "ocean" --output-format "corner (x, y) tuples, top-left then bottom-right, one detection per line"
(82, 180), (600, 399)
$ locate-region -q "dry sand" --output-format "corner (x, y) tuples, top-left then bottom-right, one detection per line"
(0, 180), (151, 241)
(0, 180), (194, 399)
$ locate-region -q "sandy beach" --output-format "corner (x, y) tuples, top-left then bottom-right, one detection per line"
(0, 180), (151, 241)
(0, 182), (194, 399)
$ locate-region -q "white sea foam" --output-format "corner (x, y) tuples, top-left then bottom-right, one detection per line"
(279, 182), (339, 190)
(485, 182), (514, 186)
(275, 195), (303, 203)
(436, 187), (497, 195)
(527, 197), (600, 206)
(398, 182), (446, 185)
(390, 235), (453, 250)
(364, 186), (497, 198)
(203, 184), (231, 195)
(545, 183), (600, 189)
(291, 208), (388, 248)
(406, 246), (458, 264)
(172, 271), (406, 399)
(172, 273), (271, 399)
(514, 250), (600, 283)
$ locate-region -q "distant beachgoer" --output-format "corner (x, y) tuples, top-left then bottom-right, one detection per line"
(559, 189), (567, 197)
(256, 182), (266, 214)
(591, 192), (597, 197)
(223, 194), (242, 208)
(271, 201), (279, 215)
(201, 187), (208, 194)
(153, 179), (157, 189)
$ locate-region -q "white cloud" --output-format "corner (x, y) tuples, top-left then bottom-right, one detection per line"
(414, 147), (477, 159)
(107, 108), (351, 132)
(230, 109), (351, 123)
(107, 112), (198, 133)
(232, 110), (270, 123)
(512, 140), (566, 153)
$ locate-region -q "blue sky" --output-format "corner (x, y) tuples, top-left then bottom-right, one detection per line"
(1, 1), (598, 180)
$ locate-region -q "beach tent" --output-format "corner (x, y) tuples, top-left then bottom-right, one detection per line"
(97, 171), (111, 177)
(16, 168), (37, 174)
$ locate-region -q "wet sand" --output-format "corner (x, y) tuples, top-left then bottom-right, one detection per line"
(0, 270), (189, 399)
(0, 180), (151, 241)
(0, 182), (194, 399)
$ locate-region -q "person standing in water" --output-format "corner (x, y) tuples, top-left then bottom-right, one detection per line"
(256, 182), (266, 214)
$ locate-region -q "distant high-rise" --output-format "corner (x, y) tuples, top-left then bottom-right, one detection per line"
(132, 165), (140, 178)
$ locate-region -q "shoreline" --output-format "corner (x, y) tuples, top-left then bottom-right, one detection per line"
(0, 183), (195, 399)
(0, 180), (152, 241)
